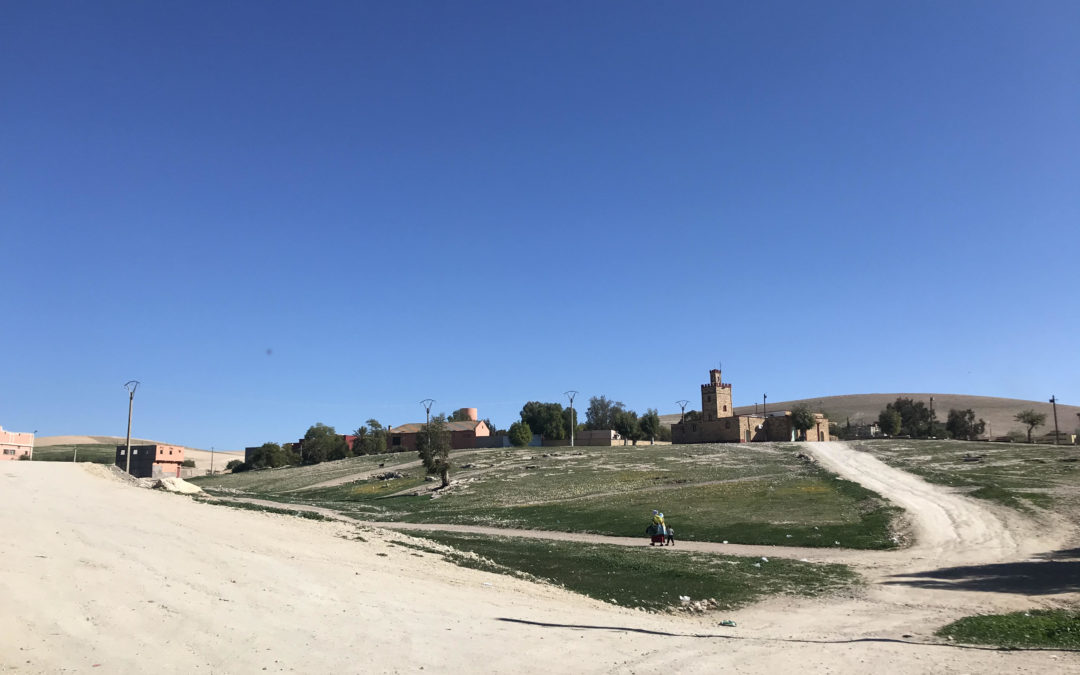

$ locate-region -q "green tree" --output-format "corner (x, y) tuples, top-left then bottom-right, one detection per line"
(301, 423), (346, 465)
(508, 421), (532, 447)
(353, 419), (388, 455)
(417, 414), (452, 487)
(790, 405), (816, 441)
(682, 410), (701, 423)
(613, 409), (640, 445)
(945, 409), (986, 441)
(639, 408), (661, 443)
(878, 409), (902, 437)
(585, 395), (625, 430)
(880, 398), (932, 437)
(520, 401), (566, 441)
(1014, 409), (1047, 443)
(225, 459), (243, 472)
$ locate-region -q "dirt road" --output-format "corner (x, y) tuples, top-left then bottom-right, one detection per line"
(2, 446), (1077, 674)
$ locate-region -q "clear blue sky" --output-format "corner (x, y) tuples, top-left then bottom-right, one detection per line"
(3, 1), (1077, 450)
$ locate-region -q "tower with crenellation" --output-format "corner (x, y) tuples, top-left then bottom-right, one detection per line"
(701, 368), (733, 421)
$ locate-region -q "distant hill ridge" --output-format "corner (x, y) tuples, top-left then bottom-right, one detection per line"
(660, 393), (1080, 438)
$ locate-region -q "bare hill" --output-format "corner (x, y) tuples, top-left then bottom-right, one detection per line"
(661, 393), (1080, 438)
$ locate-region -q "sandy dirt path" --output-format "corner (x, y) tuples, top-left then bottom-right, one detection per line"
(2, 452), (1077, 674)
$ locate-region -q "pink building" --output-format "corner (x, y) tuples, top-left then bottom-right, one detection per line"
(0, 426), (35, 461)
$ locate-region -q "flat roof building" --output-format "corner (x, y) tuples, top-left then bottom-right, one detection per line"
(0, 426), (34, 461)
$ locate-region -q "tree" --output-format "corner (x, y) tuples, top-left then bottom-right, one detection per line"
(353, 419), (387, 455)
(878, 409), (902, 437)
(248, 442), (290, 469)
(639, 408), (661, 443)
(417, 414), (452, 487)
(508, 421), (532, 447)
(1014, 409), (1047, 443)
(790, 405), (816, 441)
(225, 459), (243, 472)
(301, 423), (347, 465)
(519, 401), (566, 441)
(584, 395), (625, 430)
(879, 398), (932, 437)
(682, 410), (701, 423)
(613, 409), (640, 445)
(181, 459), (196, 467)
(449, 408), (473, 422)
(231, 461), (251, 473)
(945, 409), (986, 441)
(482, 418), (501, 435)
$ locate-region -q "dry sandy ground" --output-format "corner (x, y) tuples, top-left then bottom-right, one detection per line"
(1, 447), (1078, 674)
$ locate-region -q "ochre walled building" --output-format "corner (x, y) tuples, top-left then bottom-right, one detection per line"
(387, 407), (491, 451)
(671, 369), (829, 444)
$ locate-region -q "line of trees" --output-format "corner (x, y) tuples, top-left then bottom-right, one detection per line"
(233, 394), (678, 473)
(875, 397), (1055, 443)
(510, 396), (669, 447)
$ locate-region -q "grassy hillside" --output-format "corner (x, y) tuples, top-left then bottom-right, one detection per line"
(848, 438), (1080, 513)
(193, 442), (902, 549)
(661, 393), (1080, 440)
(30, 444), (117, 464)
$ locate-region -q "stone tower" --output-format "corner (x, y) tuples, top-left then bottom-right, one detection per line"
(701, 368), (733, 421)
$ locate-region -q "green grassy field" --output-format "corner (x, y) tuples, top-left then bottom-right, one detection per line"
(193, 443), (901, 549)
(403, 531), (860, 611)
(847, 439), (1080, 512)
(29, 444), (117, 464)
(936, 609), (1080, 649)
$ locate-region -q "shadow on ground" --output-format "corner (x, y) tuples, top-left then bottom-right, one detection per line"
(884, 547), (1080, 595)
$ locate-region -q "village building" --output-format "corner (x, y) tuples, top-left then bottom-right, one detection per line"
(115, 443), (186, 478)
(387, 408), (491, 451)
(0, 426), (34, 461)
(671, 368), (829, 444)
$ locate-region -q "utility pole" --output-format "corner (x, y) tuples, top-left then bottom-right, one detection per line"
(1050, 396), (1059, 445)
(564, 391), (577, 447)
(420, 399), (435, 425)
(210, 446), (215, 475)
(673, 399), (691, 421)
(123, 380), (140, 474)
(763, 393), (768, 441)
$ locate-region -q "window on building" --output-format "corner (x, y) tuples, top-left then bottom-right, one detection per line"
(723, 405), (727, 411)
(392, 436), (401, 446)
(133, 449), (138, 454)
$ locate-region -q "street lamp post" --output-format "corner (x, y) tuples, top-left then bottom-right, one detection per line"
(420, 399), (435, 425)
(1050, 396), (1059, 445)
(676, 400), (690, 423)
(123, 380), (140, 474)
(564, 391), (577, 447)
